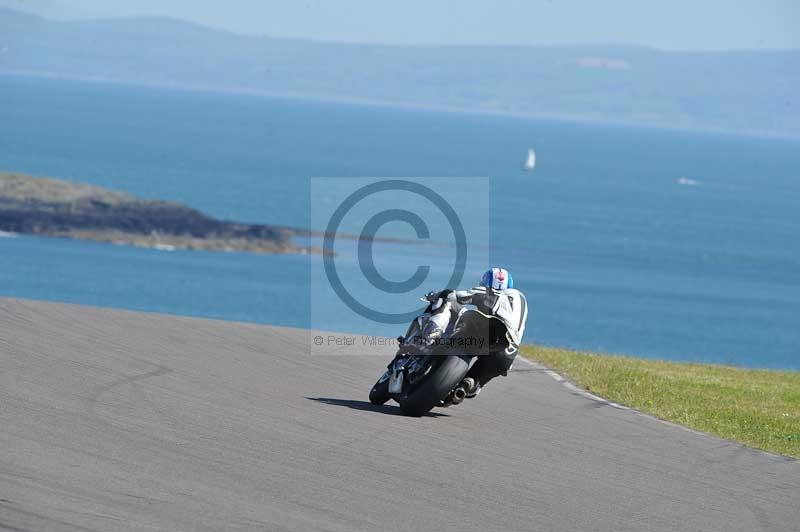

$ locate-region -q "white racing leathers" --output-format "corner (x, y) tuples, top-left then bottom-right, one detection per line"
(449, 286), (528, 351)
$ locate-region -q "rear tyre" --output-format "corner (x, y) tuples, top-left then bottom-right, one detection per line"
(399, 355), (470, 417)
(369, 372), (391, 405)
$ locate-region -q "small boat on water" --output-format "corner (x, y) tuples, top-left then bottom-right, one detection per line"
(154, 243), (176, 252)
(677, 176), (700, 186)
(524, 147), (536, 171)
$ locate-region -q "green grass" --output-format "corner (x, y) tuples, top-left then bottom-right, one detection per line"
(522, 346), (800, 459)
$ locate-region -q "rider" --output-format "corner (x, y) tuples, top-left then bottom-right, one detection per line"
(422, 267), (528, 399)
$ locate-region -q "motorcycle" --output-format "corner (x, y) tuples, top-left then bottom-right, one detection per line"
(368, 292), (504, 416)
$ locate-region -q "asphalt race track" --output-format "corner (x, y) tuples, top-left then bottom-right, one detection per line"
(1, 298), (798, 531)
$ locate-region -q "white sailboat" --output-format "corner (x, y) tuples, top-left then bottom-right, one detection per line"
(677, 176), (700, 186)
(524, 147), (536, 171)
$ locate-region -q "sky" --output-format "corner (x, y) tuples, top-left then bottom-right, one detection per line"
(6, 0), (800, 50)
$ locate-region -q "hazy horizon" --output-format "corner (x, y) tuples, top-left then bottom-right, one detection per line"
(3, 5), (798, 137)
(2, 0), (798, 51)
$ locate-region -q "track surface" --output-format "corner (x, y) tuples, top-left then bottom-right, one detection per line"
(0, 298), (797, 532)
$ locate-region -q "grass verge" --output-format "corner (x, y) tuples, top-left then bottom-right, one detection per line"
(521, 345), (800, 459)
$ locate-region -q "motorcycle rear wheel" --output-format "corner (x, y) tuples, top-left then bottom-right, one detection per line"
(399, 355), (470, 417)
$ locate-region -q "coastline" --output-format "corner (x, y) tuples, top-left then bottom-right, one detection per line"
(4, 70), (799, 142)
(0, 171), (322, 255)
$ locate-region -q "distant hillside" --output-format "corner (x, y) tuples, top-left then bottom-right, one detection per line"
(0, 7), (798, 136)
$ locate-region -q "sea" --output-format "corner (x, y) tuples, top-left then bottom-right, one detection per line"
(2, 74), (799, 369)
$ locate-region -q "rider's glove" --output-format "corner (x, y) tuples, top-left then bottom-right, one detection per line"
(424, 289), (454, 303)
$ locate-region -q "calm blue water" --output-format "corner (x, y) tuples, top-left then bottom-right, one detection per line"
(2, 75), (799, 368)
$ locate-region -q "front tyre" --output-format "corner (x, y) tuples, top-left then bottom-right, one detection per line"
(369, 371), (391, 405)
(399, 355), (470, 417)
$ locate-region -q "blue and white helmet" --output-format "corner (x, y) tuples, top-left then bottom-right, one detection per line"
(480, 267), (513, 290)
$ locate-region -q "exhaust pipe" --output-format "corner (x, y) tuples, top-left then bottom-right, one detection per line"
(451, 386), (467, 405)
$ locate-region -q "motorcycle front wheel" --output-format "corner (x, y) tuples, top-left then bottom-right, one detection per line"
(369, 371), (391, 405)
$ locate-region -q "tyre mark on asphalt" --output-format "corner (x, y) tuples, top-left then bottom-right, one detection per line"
(84, 365), (172, 408)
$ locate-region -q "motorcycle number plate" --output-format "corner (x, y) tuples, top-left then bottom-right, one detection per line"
(388, 369), (404, 394)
